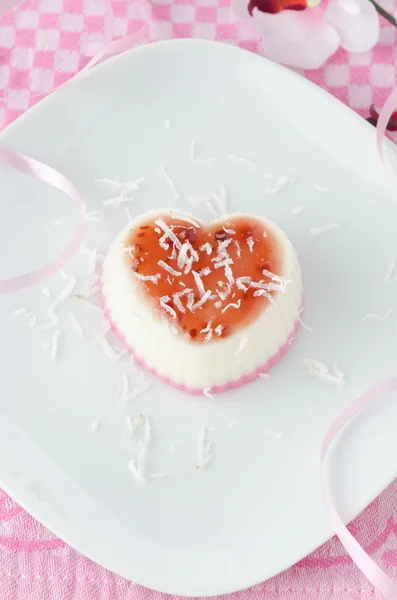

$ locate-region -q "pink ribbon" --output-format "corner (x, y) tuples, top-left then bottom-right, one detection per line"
(0, 148), (85, 293)
(0, 0), (149, 293)
(321, 377), (397, 599)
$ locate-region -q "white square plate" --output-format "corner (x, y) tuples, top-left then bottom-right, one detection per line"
(1, 39), (397, 597)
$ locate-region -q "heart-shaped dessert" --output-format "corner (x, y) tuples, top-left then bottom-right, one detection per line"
(101, 209), (302, 394)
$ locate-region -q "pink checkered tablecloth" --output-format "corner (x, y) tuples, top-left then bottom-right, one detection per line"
(1, 1), (397, 598)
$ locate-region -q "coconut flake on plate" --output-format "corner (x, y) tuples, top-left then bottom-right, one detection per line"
(128, 414), (151, 482)
(91, 419), (100, 433)
(304, 359), (345, 387)
(124, 414), (144, 439)
(291, 206), (306, 215)
(50, 329), (61, 361)
(203, 387), (214, 400)
(222, 299), (241, 313)
(124, 380), (151, 402)
(362, 309), (392, 322)
(258, 373), (270, 379)
(47, 275), (76, 325)
(14, 307), (28, 316)
(265, 175), (296, 195)
(310, 223), (340, 237)
(42, 288), (51, 299)
(384, 260), (395, 282)
(264, 429), (289, 439)
(95, 177), (144, 194)
(85, 209), (106, 222)
(227, 154), (259, 169)
(196, 424), (214, 470)
(159, 165), (180, 204)
(101, 338), (126, 361)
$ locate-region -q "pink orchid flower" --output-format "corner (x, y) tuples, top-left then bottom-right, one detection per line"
(232, 0), (379, 69)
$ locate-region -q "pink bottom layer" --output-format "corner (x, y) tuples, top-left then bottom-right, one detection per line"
(101, 285), (300, 395)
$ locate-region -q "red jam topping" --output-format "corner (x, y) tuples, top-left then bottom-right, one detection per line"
(125, 215), (283, 342)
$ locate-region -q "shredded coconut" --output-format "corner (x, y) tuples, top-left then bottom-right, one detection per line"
(91, 322), (111, 346)
(91, 419), (100, 433)
(14, 307), (28, 316)
(203, 388), (214, 400)
(101, 338), (126, 361)
(265, 175), (296, 195)
(298, 314), (312, 332)
(156, 218), (183, 251)
(215, 324), (224, 336)
(222, 299), (241, 313)
(124, 381), (151, 402)
(292, 206), (306, 215)
(191, 290), (212, 311)
(135, 273), (160, 284)
(42, 288), (51, 299)
(124, 414), (144, 439)
(200, 242), (213, 255)
(304, 359), (345, 387)
(264, 429), (288, 439)
(362, 309), (392, 322)
(384, 260), (395, 282)
(85, 209), (105, 221)
(50, 329), (61, 361)
(158, 260), (181, 276)
(159, 165), (179, 203)
(160, 296), (177, 319)
(192, 270), (206, 297)
(47, 275), (76, 325)
(196, 424), (214, 469)
(95, 177), (144, 192)
(128, 414), (151, 482)
(246, 237), (254, 253)
(258, 373), (270, 379)
(310, 223), (340, 237)
(227, 154), (258, 169)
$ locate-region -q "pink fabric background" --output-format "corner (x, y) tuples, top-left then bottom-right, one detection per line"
(1, 1), (397, 598)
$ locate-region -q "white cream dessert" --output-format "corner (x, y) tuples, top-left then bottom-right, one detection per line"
(101, 209), (302, 394)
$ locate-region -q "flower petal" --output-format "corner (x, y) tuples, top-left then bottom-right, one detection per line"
(324, 0), (379, 52)
(249, 7), (340, 68)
